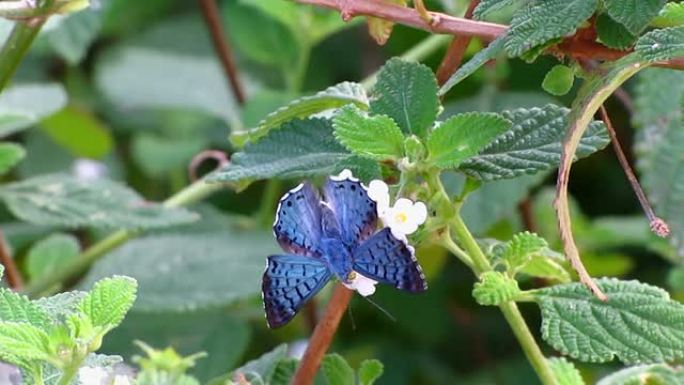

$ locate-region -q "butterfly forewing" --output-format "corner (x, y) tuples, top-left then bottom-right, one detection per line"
(352, 228), (427, 293)
(273, 182), (324, 257)
(323, 175), (378, 247)
(262, 254), (332, 328)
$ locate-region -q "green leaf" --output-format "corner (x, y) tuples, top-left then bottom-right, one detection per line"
(633, 68), (684, 127)
(96, 47), (238, 122)
(0, 322), (51, 362)
(520, 253), (572, 283)
(271, 358), (298, 385)
(79, 276), (137, 329)
(79, 226), (279, 311)
(635, 27), (684, 62)
(370, 58), (439, 138)
(40, 106), (114, 159)
(26, 233), (80, 281)
(34, 291), (87, 323)
(136, 371), (200, 385)
(0, 289), (50, 327)
(472, 271), (521, 306)
(0, 174), (198, 229)
(427, 112), (511, 169)
(504, 0), (598, 57)
(322, 354), (355, 385)
(604, 0), (666, 35)
(549, 357), (585, 385)
(210, 119), (352, 182)
(227, 345), (288, 385)
(458, 104), (609, 180)
(358, 359), (383, 385)
(535, 278), (684, 364)
(332, 156), (382, 181)
(235, 82), (369, 147)
(333, 106), (405, 160)
(131, 133), (205, 178)
(597, 364), (684, 385)
(496, 231), (548, 271)
(473, 0), (525, 19)
(0, 143), (25, 176)
(542, 65), (575, 96)
(596, 14), (637, 50)
(652, 2), (684, 28)
(0, 83), (67, 138)
(439, 35), (505, 96)
(44, 10), (101, 65)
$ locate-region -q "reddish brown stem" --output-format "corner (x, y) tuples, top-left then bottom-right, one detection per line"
(436, 0), (480, 85)
(188, 150), (229, 182)
(197, 0), (246, 105)
(293, 284), (353, 385)
(599, 105), (669, 237)
(0, 230), (22, 289)
(295, 0), (684, 70)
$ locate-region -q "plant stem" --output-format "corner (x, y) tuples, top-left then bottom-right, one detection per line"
(435, 0), (480, 85)
(23, 178), (223, 297)
(292, 284), (354, 385)
(0, 229), (23, 289)
(56, 358), (83, 385)
(0, 18), (46, 92)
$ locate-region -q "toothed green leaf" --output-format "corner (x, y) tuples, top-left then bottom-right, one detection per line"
(370, 58), (439, 138)
(458, 104), (609, 180)
(0, 322), (51, 364)
(79, 276), (137, 329)
(597, 364), (684, 385)
(505, 0), (598, 57)
(549, 357), (585, 385)
(427, 112), (511, 169)
(333, 106), (405, 160)
(604, 0), (666, 34)
(635, 27), (684, 62)
(322, 354), (355, 385)
(536, 278), (684, 364)
(472, 271), (521, 306)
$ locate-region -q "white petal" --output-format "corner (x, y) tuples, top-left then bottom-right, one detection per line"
(393, 198), (413, 211)
(411, 201), (428, 225)
(78, 367), (109, 385)
(344, 272), (378, 297)
(330, 168), (354, 181)
(367, 179), (390, 211)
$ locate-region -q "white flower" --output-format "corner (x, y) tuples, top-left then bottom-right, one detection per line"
(78, 367), (109, 385)
(343, 271), (378, 297)
(72, 159), (108, 181)
(366, 179), (428, 239)
(112, 375), (132, 385)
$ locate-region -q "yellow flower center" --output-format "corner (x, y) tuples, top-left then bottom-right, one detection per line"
(395, 212), (408, 224)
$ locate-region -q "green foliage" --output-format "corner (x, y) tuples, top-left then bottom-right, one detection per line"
(504, 0), (597, 57)
(322, 354), (355, 385)
(633, 68), (684, 127)
(0, 142), (25, 175)
(439, 35), (505, 96)
(535, 279), (684, 364)
(458, 104), (609, 180)
(211, 119), (357, 182)
(235, 82), (369, 147)
(80, 224), (279, 311)
(44, 10), (101, 65)
(0, 174), (198, 229)
(427, 112), (511, 169)
(358, 360), (384, 385)
(635, 27), (684, 62)
(548, 357), (585, 385)
(225, 344), (287, 385)
(542, 65), (575, 96)
(0, 83), (67, 137)
(133, 342), (204, 385)
(369, 58), (439, 138)
(596, 14), (637, 50)
(604, 0), (667, 34)
(652, 2), (684, 28)
(473, 0), (525, 20)
(40, 106), (113, 159)
(26, 233), (80, 281)
(333, 106), (405, 161)
(78, 276), (137, 330)
(492, 232), (570, 282)
(472, 271), (521, 306)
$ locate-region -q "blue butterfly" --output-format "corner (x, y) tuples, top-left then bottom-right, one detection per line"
(262, 172), (428, 328)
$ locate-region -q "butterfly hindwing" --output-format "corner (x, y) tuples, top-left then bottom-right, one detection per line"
(273, 183), (323, 257)
(324, 174), (378, 247)
(352, 228), (427, 293)
(262, 254), (332, 328)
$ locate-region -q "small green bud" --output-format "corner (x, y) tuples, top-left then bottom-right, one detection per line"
(472, 272), (521, 306)
(404, 135), (426, 162)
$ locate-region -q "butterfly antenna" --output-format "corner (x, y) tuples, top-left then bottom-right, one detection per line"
(347, 303), (357, 331)
(361, 296), (396, 322)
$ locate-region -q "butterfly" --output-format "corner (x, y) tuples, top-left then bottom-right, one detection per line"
(262, 171), (428, 328)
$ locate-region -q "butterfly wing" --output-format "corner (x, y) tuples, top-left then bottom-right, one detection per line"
(323, 174), (378, 247)
(352, 228), (427, 293)
(273, 183), (323, 257)
(262, 254), (332, 328)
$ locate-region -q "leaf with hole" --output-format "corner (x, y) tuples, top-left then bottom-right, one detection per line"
(535, 278), (684, 364)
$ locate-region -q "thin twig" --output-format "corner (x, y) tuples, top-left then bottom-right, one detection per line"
(295, 0), (684, 70)
(293, 284), (354, 385)
(436, 0), (480, 85)
(188, 150), (229, 182)
(197, 0), (246, 104)
(0, 230), (23, 289)
(599, 105), (669, 237)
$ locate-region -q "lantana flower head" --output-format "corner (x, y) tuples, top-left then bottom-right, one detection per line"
(367, 179), (428, 239)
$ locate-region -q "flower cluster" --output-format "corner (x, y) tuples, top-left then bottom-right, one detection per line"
(343, 175), (428, 297)
(78, 367), (131, 385)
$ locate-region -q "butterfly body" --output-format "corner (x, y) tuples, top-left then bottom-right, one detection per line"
(263, 172), (427, 328)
